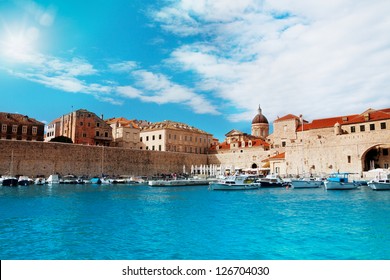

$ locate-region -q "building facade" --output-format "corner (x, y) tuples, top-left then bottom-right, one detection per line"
(139, 120), (213, 154)
(45, 109), (112, 146)
(268, 108), (390, 178)
(105, 117), (140, 149)
(0, 112), (44, 141)
(208, 106), (271, 174)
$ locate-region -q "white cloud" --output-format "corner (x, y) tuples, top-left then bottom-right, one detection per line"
(108, 61), (138, 73)
(153, 0), (390, 122)
(117, 70), (220, 115)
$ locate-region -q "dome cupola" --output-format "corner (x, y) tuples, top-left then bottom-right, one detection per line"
(252, 105), (268, 124)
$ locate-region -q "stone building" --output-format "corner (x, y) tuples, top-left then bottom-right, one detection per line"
(139, 120), (213, 154)
(268, 108), (390, 178)
(0, 112), (44, 141)
(45, 109), (112, 146)
(105, 117), (140, 149)
(208, 106), (271, 174)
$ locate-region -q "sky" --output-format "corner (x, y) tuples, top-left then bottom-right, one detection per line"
(0, 0), (389, 141)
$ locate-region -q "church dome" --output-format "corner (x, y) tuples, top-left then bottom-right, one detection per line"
(252, 105), (268, 124)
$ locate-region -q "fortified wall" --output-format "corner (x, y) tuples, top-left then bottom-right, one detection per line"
(0, 140), (209, 178)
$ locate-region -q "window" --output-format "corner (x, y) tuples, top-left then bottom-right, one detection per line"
(385, 163), (389, 169)
(1, 124), (7, 132)
(22, 126), (27, 134)
(96, 123), (100, 127)
(140, 137), (143, 142)
(105, 132), (108, 137)
(83, 133), (87, 137)
(381, 122), (386, 129)
(360, 125), (365, 132)
(152, 135), (155, 140)
(383, 149), (389, 156)
(12, 125), (18, 133)
(159, 134), (162, 140)
(96, 131), (100, 136)
(32, 126), (37, 135)
(370, 124), (375, 131)
(159, 145), (162, 151)
(350, 126), (355, 133)
(348, 156), (351, 163)
(152, 146), (155, 150)
(282, 141), (286, 147)
(146, 136), (149, 141)
(80, 122), (83, 126)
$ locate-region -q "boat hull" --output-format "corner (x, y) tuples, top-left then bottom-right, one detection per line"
(324, 181), (358, 190)
(209, 183), (260, 191)
(149, 179), (209, 187)
(2, 178), (18, 187)
(291, 180), (322, 189)
(368, 182), (390, 191)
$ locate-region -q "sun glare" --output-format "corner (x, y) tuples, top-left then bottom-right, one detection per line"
(1, 26), (39, 62)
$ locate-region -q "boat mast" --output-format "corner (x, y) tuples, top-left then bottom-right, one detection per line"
(300, 115), (304, 177)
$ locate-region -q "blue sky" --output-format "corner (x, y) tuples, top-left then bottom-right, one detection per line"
(1, 0), (389, 141)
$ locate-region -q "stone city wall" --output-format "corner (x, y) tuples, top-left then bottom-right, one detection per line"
(0, 140), (208, 177)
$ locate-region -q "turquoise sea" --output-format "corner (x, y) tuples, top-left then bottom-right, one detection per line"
(0, 184), (389, 260)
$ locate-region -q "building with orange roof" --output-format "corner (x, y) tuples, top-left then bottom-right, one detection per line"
(105, 117), (140, 149)
(268, 107), (390, 178)
(0, 112), (44, 141)
(208, 106), (271, 175)
(45, 109), (112, 146)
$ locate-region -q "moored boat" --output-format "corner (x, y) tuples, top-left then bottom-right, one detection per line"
(290, 178), (322, 189)
(1, 175), (18, 186)
(209, 174), (260, 190)
(47, 174), (60, 184)
(368, 172), (390, 191)
(324, 173), (359, 190)
(149, 178), (210, 187)
(257, 174), (288, 188)
(18, 176), (33, 186)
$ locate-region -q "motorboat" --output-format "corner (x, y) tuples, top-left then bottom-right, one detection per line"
(324, 173), (359, 190)
(209, 174), (260, 190)
(1, 175), (18, 186)
(34, 176), (46, 185)
(257, 174), (288, 188)
(18, 176), (33, 186)
(290, 177), (322, 189)
(368, 172), (390, 191)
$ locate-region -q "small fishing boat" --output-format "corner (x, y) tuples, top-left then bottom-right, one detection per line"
(324, 173), (359, 190)
(209, 174), (260, 190)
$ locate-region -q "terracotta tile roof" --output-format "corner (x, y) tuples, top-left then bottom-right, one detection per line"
(274, 114), (300, 123)
(0, 112), (44, 125)
(262, 152), (285, 161)
(106, 117), (139, 129)
(210, 138), (269, 150)
(296, 108), (390, 131)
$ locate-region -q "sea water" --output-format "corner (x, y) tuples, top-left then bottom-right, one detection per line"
(0, 184), (389, 260)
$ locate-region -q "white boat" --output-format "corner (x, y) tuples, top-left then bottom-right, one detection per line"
(18, 176), (33, 186)
(257, 174), (288, 188)
(290, 177), (322, 189)
(47, 174), (60, 184)
(209, 174), (260, 190)
(34, 177), (46, 185)
(324, 173), (359, 190)
(368, 172), (390, 191)
(149, 178), (210, 187)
